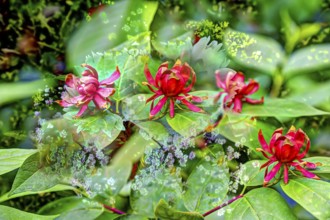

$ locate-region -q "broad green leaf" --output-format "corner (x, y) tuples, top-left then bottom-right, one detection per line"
(225, 188), (296, 220)
(114, 215), (148, 220)
(238, 160), (267, 186)
(0, 184), (75, 203)
(224, 29), (284, 75)
(95, 211), (119, 220)
(166, 112), (210, 137)
(155, 200), (204, 220)
(130, 169), (183, 218)
(183, 159), (229, 213)
(122, 94), (151, 121)
(63, 111), (124, 148)
(0, 79), (54, 106)
(38, 196), (103, 220)
(215, 114), (276, 155)
(136, 121), (169, 141)
(89, 160), (132, 197)
(287, 81), (330, 110)
(240, 98), (330, 117)
(0, 148), (37, 175)
(0, 205), (57, 220)
(9, 153), (61, 196)
(67, 0), (158, 67)
(281, 178), (330, 219)
(283, 44), (330, 76)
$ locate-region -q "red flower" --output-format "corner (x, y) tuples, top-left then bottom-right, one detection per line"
(214, 70), (263, 112)
(257, 126), (320, 186)
(143, 60), (204, 118)
(57, 64), (120, 117)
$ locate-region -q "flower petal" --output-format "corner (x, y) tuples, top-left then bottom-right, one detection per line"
(283, 164), (289, 184)
(258, 129), (271, 153)
(81, 63), (98, 79)
(76, 104), (89, 117)
(100, 66), (121, 86)
(264, 162), (282, 184)
(144, 64), (156, 86)
(65, 74), (79, 88)
(93, 94), (108, 109)
(241, 80), (259, 95)
(180, 99), (204, 113)
(245, 97), (264, 104)
(97, 87), (115, 97)
(292, 163), (318, 179)
(232, 97), (242, 112)
(150, 96), (168, 117)
(169, 98), (175, 118)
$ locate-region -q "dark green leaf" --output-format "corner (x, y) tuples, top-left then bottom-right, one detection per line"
(121, 94), (151, 121)
(283, 44), (330, 76)
(95, 211), (119, 220)
(183, 158), (229, 213)
(9, 153), (61, 196)
(63, 111), (124, 148)
(130, 169), (183, 218)
(216, 114), (276, 155)
(224, 29), (284, 75)
(0, 149), (37, 175)
(166, 112), (210, 137)
(238, 160), (267, 186)
(281, 178), (330, 219)
(0, 205), (57, 220)
(155, 199), (204, 220)
(38, 196), (103, 220)
(0, 185), (75, 203)
(225, 188), (296, 220)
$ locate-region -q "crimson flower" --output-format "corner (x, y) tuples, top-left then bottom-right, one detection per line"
(57, 64), (120, 117)
(214, 70), (263, 112)
(143, 60), (204, 118)
(257, 126), (320, 186)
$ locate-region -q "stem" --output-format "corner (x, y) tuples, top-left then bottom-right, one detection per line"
(270, 71), (284, 97)
(240, 185), (247, 195)
(116, 100), (120, 114)
(202, 195), (243, 217)
(103, 204), (126, 215)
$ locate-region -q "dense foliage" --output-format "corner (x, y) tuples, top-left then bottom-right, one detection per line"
(1, 0), (330, 219)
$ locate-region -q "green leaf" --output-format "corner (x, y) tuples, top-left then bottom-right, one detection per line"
(114, 215), (148, 220)
(121, 94), (151, 121)
(155, 200), (204, 220)
(0, 149), (37, 175)
(166, 112), (210, 137)
(38, 196), (103, 220)
(67, 0), (158, 67)
(215, 114), (277, 155)
(9, 153), (61, 196)
(225, 188), (296, 220)
(130, 169), (184, 218)
(224, 29), (284, 75)
(183, 158), (229, 213)
(63, 111), (124, 148)
(135, 121), (169, 141)
(238, 160), (267, 186)
(0, 184), (75, 203)
(240, 98), (330, 117)
(0, 205), (57, 220)
(283, 44), (330, 76)
(0, 79), (54, 106)
(281, 178), (330, 219)
(95, 211), (119, 220)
